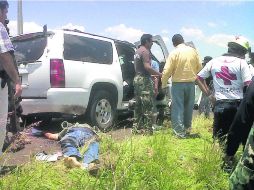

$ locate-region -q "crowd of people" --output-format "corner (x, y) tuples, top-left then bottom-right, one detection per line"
(1, 0), (254, 188)
(133, 32), (254, 189)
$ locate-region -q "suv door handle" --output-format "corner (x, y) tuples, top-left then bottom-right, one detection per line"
(21, 84), (29, 88)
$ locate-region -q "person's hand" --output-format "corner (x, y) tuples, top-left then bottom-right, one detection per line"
(208, 94), (216, 105)
(161, 87), (168, 95)
(14, 83), (22, 98)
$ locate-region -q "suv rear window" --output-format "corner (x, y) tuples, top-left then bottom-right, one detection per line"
(12, 33), (47, 65)
(64, 34), (113, 64)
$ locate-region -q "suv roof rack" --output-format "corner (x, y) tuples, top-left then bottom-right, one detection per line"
(63, 28), (135, 48)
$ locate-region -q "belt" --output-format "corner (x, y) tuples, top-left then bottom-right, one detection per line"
(136, 72), (149, 77)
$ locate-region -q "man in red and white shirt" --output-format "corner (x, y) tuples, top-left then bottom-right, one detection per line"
(196, 36), (252, 143)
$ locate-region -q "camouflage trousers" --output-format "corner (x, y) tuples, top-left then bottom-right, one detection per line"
(133, 75), (154, 134)
(229, 127), (254, 190)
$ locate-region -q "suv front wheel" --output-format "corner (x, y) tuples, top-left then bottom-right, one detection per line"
(88, 91), (116, 131)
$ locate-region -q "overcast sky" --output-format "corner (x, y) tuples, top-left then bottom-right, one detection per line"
(7, 0), (254, 59)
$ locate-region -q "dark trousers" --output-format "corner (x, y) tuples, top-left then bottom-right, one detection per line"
(213, 101), (240, 142)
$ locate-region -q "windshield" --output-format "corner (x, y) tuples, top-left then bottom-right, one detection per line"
(12, 33), (47, 65)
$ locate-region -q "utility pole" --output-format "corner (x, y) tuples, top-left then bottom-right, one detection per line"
(17, 0), (23, 35)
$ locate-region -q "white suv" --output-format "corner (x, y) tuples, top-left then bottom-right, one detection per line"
(12, 29), (169, 130)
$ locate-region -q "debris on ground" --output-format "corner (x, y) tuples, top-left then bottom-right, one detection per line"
(5, 132), (31, 153)
(35, 151), (62, 162)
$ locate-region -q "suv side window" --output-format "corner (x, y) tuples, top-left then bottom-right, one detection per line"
(64, 34), (113, 64)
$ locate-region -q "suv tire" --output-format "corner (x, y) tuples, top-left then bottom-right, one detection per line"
(88, 90), (116, 131)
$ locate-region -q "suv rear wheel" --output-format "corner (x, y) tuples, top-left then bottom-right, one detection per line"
(88, 91), (116, 131)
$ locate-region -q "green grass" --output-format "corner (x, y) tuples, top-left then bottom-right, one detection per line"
(0, 116), (229, 190)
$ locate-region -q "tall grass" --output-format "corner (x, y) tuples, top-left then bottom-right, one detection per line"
(0, 116), (229, 190)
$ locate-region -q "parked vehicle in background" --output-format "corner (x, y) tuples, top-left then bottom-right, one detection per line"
(12, 28), (169, 131)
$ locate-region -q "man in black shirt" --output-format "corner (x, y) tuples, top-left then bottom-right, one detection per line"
(226, 78), (254, 189)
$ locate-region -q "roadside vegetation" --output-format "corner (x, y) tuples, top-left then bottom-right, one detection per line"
(0, 116), (229, 190)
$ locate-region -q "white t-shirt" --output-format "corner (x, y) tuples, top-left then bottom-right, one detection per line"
(197, 55), (252, 100)
(0, 23), (14, 72)
(249, 64), (254, 77)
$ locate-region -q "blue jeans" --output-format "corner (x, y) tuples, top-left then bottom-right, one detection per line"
(171, 82), (195, 135)
(60, 127), (99, 166)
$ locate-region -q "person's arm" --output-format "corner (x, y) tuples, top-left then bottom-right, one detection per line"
(152, 76), (159, 96)
(196, 61), (216, 103)
(144, 61), (161, 76)
(142, 51), (161, 77)
(241, 61), (252, 87)
(0, 52), (22, 98)
(196, 76), (215, 104)
(161, 54), (175, 89)
(196, 77), (210, 96)
(44, 132), (59, 141)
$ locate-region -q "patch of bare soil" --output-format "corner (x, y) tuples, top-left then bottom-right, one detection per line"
(0, 115), (134, 167)
(0, 121), (62, 166)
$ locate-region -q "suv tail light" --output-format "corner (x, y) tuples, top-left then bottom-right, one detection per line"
(50, 59), (65, 88)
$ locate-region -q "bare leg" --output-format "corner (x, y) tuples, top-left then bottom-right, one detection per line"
(44, 133), (59, 140)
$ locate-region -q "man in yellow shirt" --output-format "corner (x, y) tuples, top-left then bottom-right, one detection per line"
(161, 34), (201, 138)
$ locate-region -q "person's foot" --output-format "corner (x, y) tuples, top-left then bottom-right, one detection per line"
(152, 124), (163, 131)
(175, 133), (186, 139)
(44, 133), (59, 140)
(172, 129), (186, 139)
(87, 163), (100, 175)
(64, 157), (82, 168)
(132, 128), (153, 135)
(185, 128), (192, 135)
(222, 155), (235, 173)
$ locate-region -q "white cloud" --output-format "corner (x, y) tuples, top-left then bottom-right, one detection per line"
(8, 21), (85, 36)
(206, 34), (234, 48)
(162, 36), (170, 43)
(59, 23), (85, 32)
(180, 27), (204, 39)
(207, 22), (217, 28)
(250, 40), (254, 49)
(104, 24), (143, 43)
(161, 29), (169, 34)
(9, 20), (43, 36)
(179, 26), (235, 49)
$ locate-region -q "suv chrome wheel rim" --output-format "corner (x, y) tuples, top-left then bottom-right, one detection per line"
(95, 99), (112, 125)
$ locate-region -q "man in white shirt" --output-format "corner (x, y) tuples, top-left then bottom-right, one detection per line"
(0, 0), (22, 154)
(196, 36), (252, 143)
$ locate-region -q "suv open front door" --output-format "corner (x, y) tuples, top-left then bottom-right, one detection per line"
(134, 35), (169, 62)
(134, 34), (172, 99)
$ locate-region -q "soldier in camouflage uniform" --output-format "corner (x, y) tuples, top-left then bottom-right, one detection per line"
(229, 127), (254, 189)
(132, 34), (162, 135)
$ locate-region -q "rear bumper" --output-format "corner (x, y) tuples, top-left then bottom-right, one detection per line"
(21, 88), (89, 115)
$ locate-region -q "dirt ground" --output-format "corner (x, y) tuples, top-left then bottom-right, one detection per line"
(0, 110), (203, 167)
